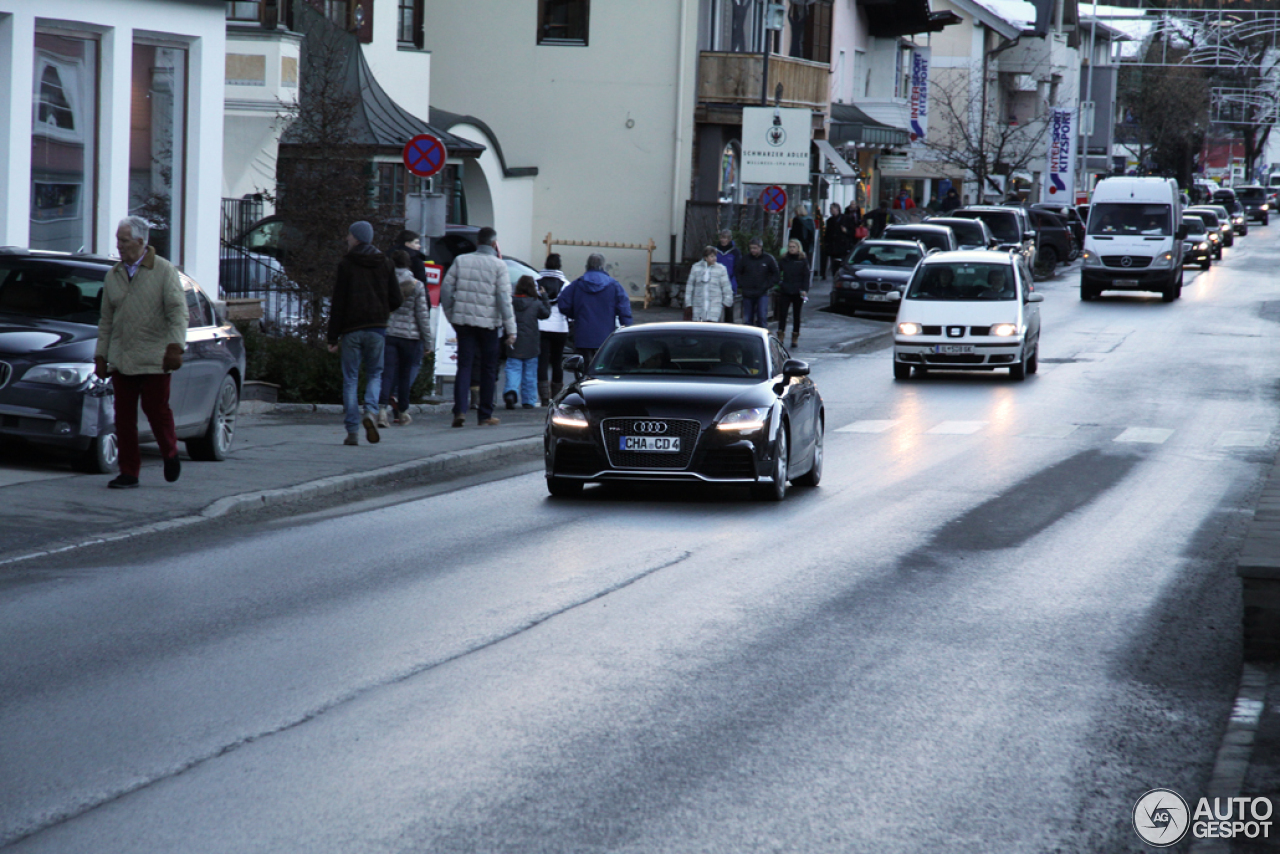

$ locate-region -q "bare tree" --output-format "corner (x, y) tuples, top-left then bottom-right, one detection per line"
(1116, 60), (1210, 185)
(921, 60), (1062, 201)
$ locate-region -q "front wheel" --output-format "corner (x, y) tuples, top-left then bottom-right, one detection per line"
(186, 374), (239, 461)
(1010, 359), (1027, 381)
(1201, 259), (1211, 270)
(893, 362), (912, 380)
(793, 419), (823, 487)
(74, 431), (119, 474)
(753, 428), (789, 502)
(1034, 246), (1058, 278)
(1026, 342), (1038, 375)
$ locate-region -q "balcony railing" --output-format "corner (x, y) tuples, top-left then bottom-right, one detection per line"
(697, 51), (829, 111)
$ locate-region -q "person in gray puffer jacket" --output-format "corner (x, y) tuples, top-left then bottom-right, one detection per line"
(440, 227), (517, 427)
(378, 250), (433, 426)
(503, 276), (551, 409)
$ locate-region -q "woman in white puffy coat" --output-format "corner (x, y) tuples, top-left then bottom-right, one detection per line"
(686, 246), (734, 322)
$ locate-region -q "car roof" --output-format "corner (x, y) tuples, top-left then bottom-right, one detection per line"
(884, 223), (952, 233)
(855, 239), (924, 248)
(919, 249), (1016, 265)
(613, 322), (771, 340)
(0, 246), (115, 264)
(957, 206), (1017, 213)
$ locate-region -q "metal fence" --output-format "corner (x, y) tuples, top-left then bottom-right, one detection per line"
(219, 198), (308, 334)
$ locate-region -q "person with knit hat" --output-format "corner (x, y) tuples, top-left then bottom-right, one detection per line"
(326, 220), (403, 445)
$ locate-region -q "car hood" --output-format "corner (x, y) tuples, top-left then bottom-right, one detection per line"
(845, 266), (914, 283)
(571, 376), (774, 419)
(0, 316), (97, 358)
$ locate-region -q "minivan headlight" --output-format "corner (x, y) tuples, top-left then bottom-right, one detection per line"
(1149, 251), (1174, 269)
(22, 363), (95, 387)
(1081, 249), (1102, 267)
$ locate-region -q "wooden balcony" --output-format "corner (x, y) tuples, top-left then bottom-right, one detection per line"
(697, 51), (829, 112)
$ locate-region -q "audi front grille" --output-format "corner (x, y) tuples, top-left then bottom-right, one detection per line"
(600, 417), (701, 469)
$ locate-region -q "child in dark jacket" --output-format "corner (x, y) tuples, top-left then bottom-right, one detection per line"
(504, 276), (551, 408)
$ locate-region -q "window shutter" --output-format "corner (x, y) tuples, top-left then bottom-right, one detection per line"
(413, 0), (424, 49)
(357, 0), (373, 43)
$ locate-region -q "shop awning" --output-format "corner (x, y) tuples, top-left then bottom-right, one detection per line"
(814, 139), (856, 178)
(828, 103), (910, 148)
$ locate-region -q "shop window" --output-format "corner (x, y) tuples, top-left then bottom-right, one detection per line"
(31, 33), (98, 253)
(539, 0), (589, 46)
(129, 42), (187, 265)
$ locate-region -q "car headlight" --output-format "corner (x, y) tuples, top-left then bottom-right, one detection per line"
(897, 322), (922, 336)
(846, 279), (862, 290)
(717, 406), (770, 432)
(1081, 249), (1102, 267)
(22, 363), (95, 387)
(551, 403), (588, 428)
(1149, 251), (1175, 269)
(1197, 242), (1209, 250)
(1263, 204), (1270, 211)
(989, 323), (1017, 337)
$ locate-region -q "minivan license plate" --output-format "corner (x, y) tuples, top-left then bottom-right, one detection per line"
(933, 345), (973, 355)
(622, 436), (680, 452)
(1114, 279), (1140, 287)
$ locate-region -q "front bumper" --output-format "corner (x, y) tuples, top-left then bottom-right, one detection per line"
(545, 420), (777, 485)
(893, 338), (1025, 370)
(1081, 267), (1177, 291)
(0, 383), (113, 451)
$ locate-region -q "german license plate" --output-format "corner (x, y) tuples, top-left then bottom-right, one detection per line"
(622, 436), (681, 452)
(933, 344), (973, 354)
(864, 293), (889, 302)
(1114, 279), (1140, 287)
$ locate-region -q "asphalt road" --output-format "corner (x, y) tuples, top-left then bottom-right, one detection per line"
(3, 230), (1279, 852)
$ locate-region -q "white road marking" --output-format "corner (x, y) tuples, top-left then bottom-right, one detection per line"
(926, 421), (987, 435)
(1215, 431), (1271, 448)
(1114, 427), (1174, 444)
(837, 420), (899, 433)
(1018, 424), (1080, 439)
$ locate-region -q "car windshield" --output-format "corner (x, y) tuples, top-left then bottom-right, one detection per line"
(0, 259), (106, 324)
(591, 331), (767, 377)
(1187, 211), (1220, 228)
(956, 211), (1019, 242)
(504, 258), (539, 288)
(884, 228), (948, 252)
(1182, 218), (1206, 235)
(906, 262), (1017, 301)
(1088, 203), (1172, 236)
(1237, 188), (1266, 201)
(848, 244), (922, 268)
(934, 220), (985, 245)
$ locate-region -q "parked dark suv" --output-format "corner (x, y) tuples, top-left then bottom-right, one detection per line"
(0, 249), (245, 473)
(1026, 208), (1075, 275)
(1235, 185), (1270, 225)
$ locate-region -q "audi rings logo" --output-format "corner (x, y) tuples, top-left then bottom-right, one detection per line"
(632, 421), (669, 434)
(1121, 256), (1134, 267)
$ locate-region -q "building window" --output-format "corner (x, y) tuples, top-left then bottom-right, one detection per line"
(539, 0), (589, 46)
(226, 1), (261, 22)
(376, 163), (429, 213)
(31, 32), (98, 253)
(398, 0), (424, 48)
(129, 42), (188, 265)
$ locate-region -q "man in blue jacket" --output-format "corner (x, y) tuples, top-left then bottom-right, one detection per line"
(558, 253), (633, 366)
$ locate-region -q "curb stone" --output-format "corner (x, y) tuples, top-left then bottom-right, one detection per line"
(0, 437), (543, 568)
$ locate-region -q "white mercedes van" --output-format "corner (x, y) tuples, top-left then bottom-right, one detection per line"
(1080, 177), (1185, 302)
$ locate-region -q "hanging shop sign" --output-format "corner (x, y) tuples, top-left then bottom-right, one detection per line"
(741, 106), (811, 185)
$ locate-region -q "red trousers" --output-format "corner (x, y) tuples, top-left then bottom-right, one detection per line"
(111, 373), (178, 477)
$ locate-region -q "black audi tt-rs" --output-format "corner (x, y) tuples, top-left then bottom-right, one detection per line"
(544, 323), (824, 500)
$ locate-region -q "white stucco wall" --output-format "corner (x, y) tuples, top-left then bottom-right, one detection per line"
(448, 122), (536, 266)
(422, 1), (699, 293)
(0, 0), (224, 289)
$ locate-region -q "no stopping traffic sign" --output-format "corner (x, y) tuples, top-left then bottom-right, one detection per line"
(760, 185), (788, 213)
(403, 133), (447, 178)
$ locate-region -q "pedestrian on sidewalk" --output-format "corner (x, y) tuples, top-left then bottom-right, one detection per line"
(94, 215), (188, 489)
(557, 253), (632, 367)
(714, 230), (741, 323)
(737, 237), (780, 329)
(440, 226), (516, 427)
(686, 246), (734, 323)
(388, 229), (429, 288)
(823, 203), (852, 280)
(536, 254), (571, 406)
(504, 275), (551, 409)
(776, 238), (810, 348)
(789, 204), (816, 259)
(327, 220), (402, 446)
(865, 200), (892, 239)
(379, 250), (432, 427)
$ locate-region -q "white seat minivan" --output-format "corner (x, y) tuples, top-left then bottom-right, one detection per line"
(893, 250), (1043, 381)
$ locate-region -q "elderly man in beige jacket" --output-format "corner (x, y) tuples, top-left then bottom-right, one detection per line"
(94, 216), (188, 489)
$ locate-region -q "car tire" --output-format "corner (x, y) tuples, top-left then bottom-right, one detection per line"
(893, 362), (912, 380)
(1202, 259), (1211, 270)
(753, 428), (788, 502)
(1264, 215), (1270, 225)
(186, 374), (239, 461)
(74, 431), (119, 474)
(1080, 283), (1099, 301)
(547, 476), (583, 497)
(1026, 343), (1038, 375)
(913, 365), (929, 378)
(793, 418), (823, 488)
(1010, 359), (1027, 381)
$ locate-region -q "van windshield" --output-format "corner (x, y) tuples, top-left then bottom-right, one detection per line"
(1088, 203), (1171, 236)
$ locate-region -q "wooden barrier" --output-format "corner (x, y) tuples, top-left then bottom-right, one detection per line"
(543, 233), (658, 308)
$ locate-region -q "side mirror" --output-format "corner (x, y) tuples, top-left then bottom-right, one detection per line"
(1026, 292), (1044, 303)
(781, 358), (810, 378)
(1024, 230), (1037, 242)
(563, 354), (585, 379)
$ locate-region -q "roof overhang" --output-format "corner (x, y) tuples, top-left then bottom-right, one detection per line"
(814, 139), (857, 178)
(858, 0), (963, 38)
(828, 103), (910, 148)
(946, 0), (1026, 40)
